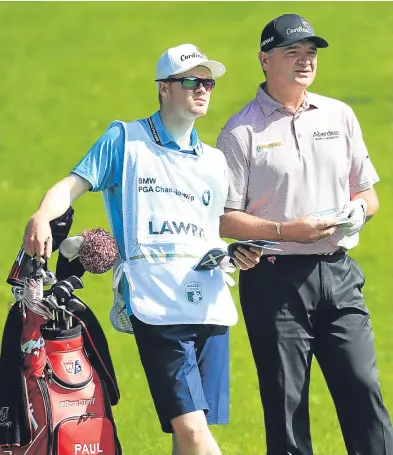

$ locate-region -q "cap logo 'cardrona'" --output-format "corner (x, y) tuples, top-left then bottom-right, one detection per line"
(286, 21), (313, 35)
(180, 51), (204, 61)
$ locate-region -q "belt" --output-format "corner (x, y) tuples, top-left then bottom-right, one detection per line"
(317, 247), (347, 256)
(262, 248), (348, 259)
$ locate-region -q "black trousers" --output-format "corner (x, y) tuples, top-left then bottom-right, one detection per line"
(239, 253), (393, 455)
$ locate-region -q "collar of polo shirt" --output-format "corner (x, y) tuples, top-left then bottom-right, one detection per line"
(257, 82), (319, 116)
(148, 111), (203, 155)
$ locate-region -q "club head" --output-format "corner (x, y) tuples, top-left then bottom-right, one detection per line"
(66, 276), (84, 290)
(194, 248), (227, 271)
(52, 276), (84, 296)
(43, 294), (60, 310)
(53, 279), (73, 293)
(52, 284), (72, 303)
(66, 297), (86, 312)
(42, 270), (57, 287)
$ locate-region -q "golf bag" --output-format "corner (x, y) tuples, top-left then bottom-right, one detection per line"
(0, 209), (122, 455)
(0, 282), (122, 455)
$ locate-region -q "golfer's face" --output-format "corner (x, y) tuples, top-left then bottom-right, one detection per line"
(167, 66), (213, 118)
(264, 40), (318, 88)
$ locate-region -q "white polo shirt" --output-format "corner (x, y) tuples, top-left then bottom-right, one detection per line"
(217, 84), (379, 255)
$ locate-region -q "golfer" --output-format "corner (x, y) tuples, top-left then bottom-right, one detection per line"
(23, 43), (261, 455)
(217, 14), (393, 455)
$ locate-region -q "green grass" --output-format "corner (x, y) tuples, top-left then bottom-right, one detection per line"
(0, 2), (392, 454)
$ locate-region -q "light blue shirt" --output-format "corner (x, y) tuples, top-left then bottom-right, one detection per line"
(71, 111), (201, 315)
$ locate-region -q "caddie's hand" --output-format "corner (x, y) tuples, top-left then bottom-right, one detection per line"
(232, 246), (262, 270)
(338, 199), (367, 236)
(23, 213), (53, 263)
(281, 215), (339, 244)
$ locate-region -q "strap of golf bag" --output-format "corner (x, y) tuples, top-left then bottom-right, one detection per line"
(70, 312), (120, 405)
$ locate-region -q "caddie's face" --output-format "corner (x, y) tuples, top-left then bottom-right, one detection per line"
(159, 66), (212, 119)
(260, 40), (318, 89)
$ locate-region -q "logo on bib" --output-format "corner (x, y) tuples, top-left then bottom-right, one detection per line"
(149, 221), (205, 239)
(202, 190), (211, 206)
(185, 281), (203, 305)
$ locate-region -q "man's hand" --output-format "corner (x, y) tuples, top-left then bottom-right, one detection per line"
(23, 213), (53, 263)
(281, 215), (339, 243)
(22, 174), (92, 263)
(338, 199), (367, 236)
(231, 246), (262, 270)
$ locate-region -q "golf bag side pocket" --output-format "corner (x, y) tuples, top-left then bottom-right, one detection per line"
(44, 326), (93, 388)
(53, 415), (116, 455)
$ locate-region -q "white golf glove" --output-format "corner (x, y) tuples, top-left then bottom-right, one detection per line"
(338, 198), (368, 236)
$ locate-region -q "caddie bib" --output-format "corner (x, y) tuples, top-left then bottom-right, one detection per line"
(118, 120), (237, 326)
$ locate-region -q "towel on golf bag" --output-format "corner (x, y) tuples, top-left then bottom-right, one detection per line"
(20, 303), (48, 380)
(0, 299), (120, 448)
(20, 270), (53, 381)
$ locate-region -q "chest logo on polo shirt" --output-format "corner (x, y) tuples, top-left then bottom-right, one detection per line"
(313, 130), (340, 140)
(256, 141), (282, 152)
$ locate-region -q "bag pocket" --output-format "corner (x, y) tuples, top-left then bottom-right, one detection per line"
(53, 415), (115, 455)
(47, 346), (93, 389)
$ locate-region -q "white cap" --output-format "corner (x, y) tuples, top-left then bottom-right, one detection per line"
(155, 44), (226, 80)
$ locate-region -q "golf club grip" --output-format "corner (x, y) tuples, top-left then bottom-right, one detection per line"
(7, 245), (34, 286)
(32, 259), (39, 276)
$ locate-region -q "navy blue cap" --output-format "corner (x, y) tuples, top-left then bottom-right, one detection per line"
(260, 14), (328, 52)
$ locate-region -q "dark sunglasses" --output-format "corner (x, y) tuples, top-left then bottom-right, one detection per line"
(155, 76), (216, 91)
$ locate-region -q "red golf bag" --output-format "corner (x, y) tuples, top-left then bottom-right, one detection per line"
(0, 305), (121, 455)
(0, 304), (122, 455)
(1, 251), (122, 454)
(1, 209), (122, 455)
(28, 324), (120, 455)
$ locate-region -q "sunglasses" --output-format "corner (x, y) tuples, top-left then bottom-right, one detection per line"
(156, 77), (216, 91)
